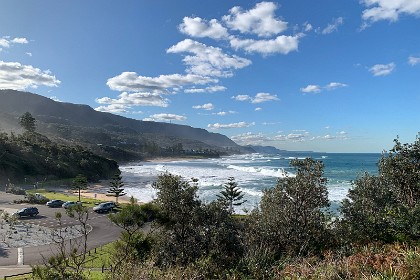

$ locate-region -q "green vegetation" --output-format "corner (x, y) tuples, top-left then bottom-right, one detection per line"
(20, 133), (420, 279)
(19, 112), (37, 133)
(26, 189), (103, 206)
(107, 172), (126, 204)
(0, 131), (118, 184)
(217, 176), (247, 213)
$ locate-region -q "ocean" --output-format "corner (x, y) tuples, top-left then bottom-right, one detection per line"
(120, 152), (381, 213)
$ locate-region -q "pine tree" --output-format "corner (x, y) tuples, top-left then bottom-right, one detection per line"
(107, 172), (126, 204)
(19, 112), (36, 133)
(72, 174), (88, 202)
(217, 177), (246, 213)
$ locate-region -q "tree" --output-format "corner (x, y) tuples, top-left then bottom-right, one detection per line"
(246, 158), (330, 259)
(340, 134), (420, 243)
(108, 203), (150, 279)
(107, 172), (127, 204)
(152, 173), (243, 274)
(32, 205), (90, 280)
(217, 177), (247, 213)
(72, 174), (87, 202)
(19, 112), (36, 133)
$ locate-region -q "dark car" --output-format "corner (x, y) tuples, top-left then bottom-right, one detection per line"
(13, 207), (39, 218)
(62, 201), (82, 209)
(46, 199), (65, 208)
(93, 202), (116, 213)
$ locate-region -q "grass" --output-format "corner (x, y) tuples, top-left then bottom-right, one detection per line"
(26, 188), (105, 207)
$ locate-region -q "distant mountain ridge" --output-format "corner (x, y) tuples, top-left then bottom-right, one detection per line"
(0, 90), (247, 161)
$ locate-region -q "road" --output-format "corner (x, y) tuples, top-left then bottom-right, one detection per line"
(0, 191), (123, 267)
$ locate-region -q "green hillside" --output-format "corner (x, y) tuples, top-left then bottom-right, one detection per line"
(0, 131), (119, 184)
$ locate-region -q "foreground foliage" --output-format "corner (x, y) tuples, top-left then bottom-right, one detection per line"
(28, 133), (420, 279)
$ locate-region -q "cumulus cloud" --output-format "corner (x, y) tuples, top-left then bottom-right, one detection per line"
(252, 92), (279, 103)
(325, 82), (348, 90)
(408, 56), (420, 66)
(223, 2), (288, 37)
(95, 92), (169, 113)
(231, 132), (271, 144)
(361, 0), (420, 23)
(0, 37), (29, 49)
(106, 71), (216, 94)
(301, 82), (347, 93)
(321, 17), (344, 34)
(192, 103), (214, 110)
(232, 94), (252, 101)
(208, 121), (255, 129)
(0, 61), (60, 90)
(212, 110), (237, 116)
(229, 34), (301, 55)
(369, 63), (396, 76)
(179, 17), (229, 39)
(167, 39), (251, 77)
(300, 84), (321, 93)
(144, 113), (187, 122)
(95, 104), (130, 114)
(232, 92), (279, 103)
(184, 85), (226, 93)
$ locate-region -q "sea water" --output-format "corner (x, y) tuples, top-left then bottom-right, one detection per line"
(120, 152), (380, 213)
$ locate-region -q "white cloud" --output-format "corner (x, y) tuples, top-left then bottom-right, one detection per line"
(233, 92), (279, 103)
(11, 37), (28, 44)
(0, 37), (29, 49)
(229, 34), (301, 55)
(255, 107), (262, 111)
(303, 23), (313, 32)
(301, 82), (348, 93)
(231, 132), (271, 144)
(321, 17), (344, 34)
(325, 82), (348, 90)
(192, 103), (214, 110)
(232, 94), (252, 101)
(106, 71), (216, 94)
(179, 17), (229, 39)
(212, 110), (237, 116)
(208, 121), (255, 129)
(369, 62), (396, 76)
(361, 0), (420, 23)
(95, 92), (169, 111)
(144, 113), (187, 122)
(184, 85), (226, 93)
(286, 133), (307, 142)
(167, 39), (251, 78)
(252, 92), (279, 103)
(300, 84), (321, 93)
(408, 56), (420, 65)
(26, 52), (33, 57)
(95, 104), (129, 113)
(0, 61), (60, 90)
(223, 2), (288, 37)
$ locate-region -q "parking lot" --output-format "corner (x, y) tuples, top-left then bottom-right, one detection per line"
(0, 191), (121, 232)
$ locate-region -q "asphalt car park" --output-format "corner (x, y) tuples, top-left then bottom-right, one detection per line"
(1, 201), (111, 229)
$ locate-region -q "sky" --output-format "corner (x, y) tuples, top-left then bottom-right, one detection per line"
(0, 0), (419, 153)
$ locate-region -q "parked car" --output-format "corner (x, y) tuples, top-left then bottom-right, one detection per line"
(13, 207), (39, 218)
(46, 199), (65, 208)
(93, 202), (116, 213)
(62, 201), (82, 209)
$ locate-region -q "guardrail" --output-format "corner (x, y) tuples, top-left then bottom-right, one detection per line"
(4, 271), (32, 280)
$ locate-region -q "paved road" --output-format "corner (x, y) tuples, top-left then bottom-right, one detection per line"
(0, 191), (123, 274)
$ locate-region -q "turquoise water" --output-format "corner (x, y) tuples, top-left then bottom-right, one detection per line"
(121, 152), (381, 212)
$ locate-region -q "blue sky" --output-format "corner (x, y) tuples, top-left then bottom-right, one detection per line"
(0, 0), (419, 153)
